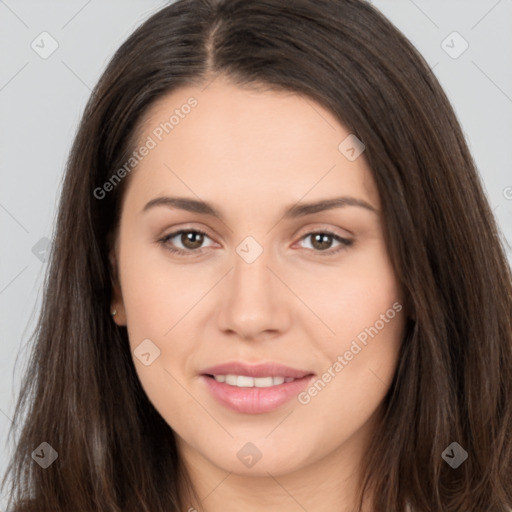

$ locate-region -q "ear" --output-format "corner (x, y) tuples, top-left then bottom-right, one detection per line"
(109, 246), (127, 326)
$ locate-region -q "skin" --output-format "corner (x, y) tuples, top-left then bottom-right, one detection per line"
(110, 75), (406, 512)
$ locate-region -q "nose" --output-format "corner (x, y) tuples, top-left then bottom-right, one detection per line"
(216, 247), (292, 342)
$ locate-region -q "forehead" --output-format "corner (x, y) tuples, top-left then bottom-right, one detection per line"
(126, 76), (380, 212)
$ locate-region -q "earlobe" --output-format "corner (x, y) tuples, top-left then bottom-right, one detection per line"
(110, 292), (127, 326)
(109, 296), (127, 325)
(109, 246), (127, 326)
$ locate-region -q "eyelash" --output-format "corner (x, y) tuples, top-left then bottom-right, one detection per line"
(157, 228), (354, 257)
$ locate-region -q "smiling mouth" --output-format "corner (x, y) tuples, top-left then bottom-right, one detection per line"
(199, 361), (315, 413)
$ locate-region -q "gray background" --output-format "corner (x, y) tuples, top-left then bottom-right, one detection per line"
(1, 0), (511, 506)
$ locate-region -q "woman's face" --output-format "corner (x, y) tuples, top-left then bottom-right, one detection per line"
(111, 76), (406, 479)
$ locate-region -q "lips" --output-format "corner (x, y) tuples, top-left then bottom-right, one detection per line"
(200, 362), (315, 414)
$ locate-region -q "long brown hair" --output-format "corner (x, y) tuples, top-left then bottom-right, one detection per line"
(3, 0), (512, 510)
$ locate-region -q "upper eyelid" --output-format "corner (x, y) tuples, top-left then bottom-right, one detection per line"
(160, 221), (353, 239)
(162, 227), (218, 244)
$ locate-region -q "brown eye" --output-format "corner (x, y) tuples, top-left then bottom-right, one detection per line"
(159, 229), (214, 255)
(310, 233), (334, 250)
(298, 231), (353, 255)
(180, 231), (204, 249)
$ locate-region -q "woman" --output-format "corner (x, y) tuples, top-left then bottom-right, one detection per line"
(2, 0), (511, 510)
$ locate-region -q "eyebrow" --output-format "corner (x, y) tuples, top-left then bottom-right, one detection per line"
(141, 195), (378, 220)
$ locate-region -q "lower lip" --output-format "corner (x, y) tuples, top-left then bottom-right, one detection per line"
(201, 375), (314, 414)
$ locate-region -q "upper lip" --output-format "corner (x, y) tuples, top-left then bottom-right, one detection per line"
(201, 362), (314, 379)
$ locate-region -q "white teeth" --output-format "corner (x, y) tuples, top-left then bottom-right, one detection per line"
(212, 374), (296, 388)
(236, 375), (254, 387)
(225, 375), (238, 386)
(254, 377), (273, 387)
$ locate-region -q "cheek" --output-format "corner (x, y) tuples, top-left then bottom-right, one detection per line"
(290, 239), (403, 354)
(118, 235), (209, 345)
